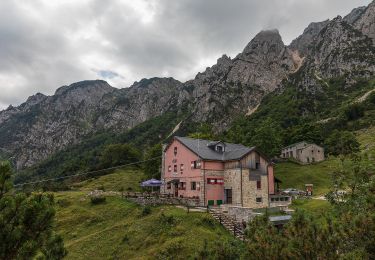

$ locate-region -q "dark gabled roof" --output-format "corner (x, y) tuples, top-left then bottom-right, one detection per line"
(173, 136), (256, 161)
(282, 141), (308, 150)
(299, 143), (324, 150)
(282, 141), (324, 150)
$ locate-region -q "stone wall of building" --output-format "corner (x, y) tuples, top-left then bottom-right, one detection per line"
(224, 168), (269, 208)
(298, 144), (325, 164)
(243, 170), (269, 208)
(224, 169), (242, 206)
(281, 142), (307, 158)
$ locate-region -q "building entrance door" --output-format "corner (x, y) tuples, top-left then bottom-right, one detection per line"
(225, 189), (232, 204)
(174, 183), (179, 197)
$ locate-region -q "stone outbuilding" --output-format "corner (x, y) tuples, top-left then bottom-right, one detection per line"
(280, 141), (325, 164)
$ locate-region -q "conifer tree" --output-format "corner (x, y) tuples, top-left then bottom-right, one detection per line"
(0, 161), (67, 259)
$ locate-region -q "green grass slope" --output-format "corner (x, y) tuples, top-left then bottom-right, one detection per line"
(274, 159), (339, 196)
(54, 169), (236, 260)
(274, 126), (375, 196)
(290, 199), (331, 216)
(72, 168), (145, 192)
(356, 126), (375, 158)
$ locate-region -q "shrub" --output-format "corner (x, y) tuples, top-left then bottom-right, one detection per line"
(97, 185), (105, 191)
(201, 215), (216, 228)
(344, 103), (365, 121)
(122, 234), (129, 243)
(56, 199), (71, 208)
(141, 206), (152, 216)
(196, 239), (210, 259)
(159, 212), (176, 226)
(367, 91), (375, 104)
(90, 195), (106, 205)
(156, 239), (183, 260)
(212, 239), (245, 260)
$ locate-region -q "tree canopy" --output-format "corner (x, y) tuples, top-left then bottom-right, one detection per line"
(143, 143), (162, 179)
(250, 118), (283, 157)
(244, 154), (375, 259)
(0, 161), (67, 259)
(325, 130), (360, 156)
(99, 143), (141, 169)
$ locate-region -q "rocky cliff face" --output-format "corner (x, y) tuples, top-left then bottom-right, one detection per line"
(1, 1), (374, 170)
(289, 20), (330, 56)
(182, 29), (297, 128)
(95, 77), (182, 130)
(353, 1), (375, 44)
(290, 14), (375, 94)
(0, 79), (182, 169)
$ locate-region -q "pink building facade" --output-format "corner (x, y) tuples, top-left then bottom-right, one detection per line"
(161, 137), (276, 208)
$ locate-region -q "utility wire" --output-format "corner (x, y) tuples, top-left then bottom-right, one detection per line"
(14, 141), (257, 188)
(14, 156), (162, 187)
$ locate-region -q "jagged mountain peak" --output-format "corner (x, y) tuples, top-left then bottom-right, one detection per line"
(26, 92), (46, 102)
(130, 77), (181, 90)
(242, 29), (284, 55)
(254, 29), (281, 39)
(54, 80), (113, 96)
(217, 54), (232, 65)
(22, 93), (47, 108)
(289, 20), (328, 56)
(353, 0), (375, 43)
(343, 6), (366, 24)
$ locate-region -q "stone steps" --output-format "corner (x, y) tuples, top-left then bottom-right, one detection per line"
(208, 208), (245, 241)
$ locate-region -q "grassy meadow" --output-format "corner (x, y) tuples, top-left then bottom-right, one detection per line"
(72, 167), (145, 192)
(274, 159), (338, 196)
(54, 169), (236, 260)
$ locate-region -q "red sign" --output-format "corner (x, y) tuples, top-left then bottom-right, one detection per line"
(207, 178), (224, 185)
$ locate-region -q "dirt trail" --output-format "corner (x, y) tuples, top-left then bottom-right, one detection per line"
(65, 221), (128, 247)
(246, 104), (260, 116)
(357, 88), (375, 102)
(167, 120), (182, 138)
(314, 73), (330, 87)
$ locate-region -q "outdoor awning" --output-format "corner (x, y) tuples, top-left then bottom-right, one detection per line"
(140, 179), (163, 187)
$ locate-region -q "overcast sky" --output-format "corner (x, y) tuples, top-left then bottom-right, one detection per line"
(0, 0), (372, 109)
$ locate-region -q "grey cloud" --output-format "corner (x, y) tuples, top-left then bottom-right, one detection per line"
(0, 0), (371, 109)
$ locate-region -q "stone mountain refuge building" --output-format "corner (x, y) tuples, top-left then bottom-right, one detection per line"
(161, 136), (278, 208)
(280, 141), (325, 164)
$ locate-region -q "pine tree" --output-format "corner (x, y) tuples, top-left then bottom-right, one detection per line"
(0, 161), (67, 259)
(245, 213), (286, 259)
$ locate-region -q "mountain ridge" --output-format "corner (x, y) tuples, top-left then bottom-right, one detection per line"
(1, 0), (375, 170)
